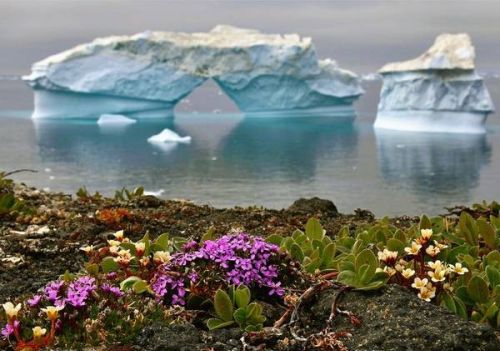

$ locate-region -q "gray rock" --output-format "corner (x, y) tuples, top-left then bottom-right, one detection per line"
(311, 285), (500, 351)
(287, 197), (339, 215)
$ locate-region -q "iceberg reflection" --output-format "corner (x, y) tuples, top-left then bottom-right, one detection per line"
(375, 129), (491, 198)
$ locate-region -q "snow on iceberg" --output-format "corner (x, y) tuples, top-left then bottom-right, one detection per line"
(23, 25), (363, 119)
(97, 114), (137, 126)
(147, 128), (192, 144)
(375, 33), (495, 134)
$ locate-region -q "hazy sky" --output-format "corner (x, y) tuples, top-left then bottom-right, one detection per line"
(1, 0), (499, 75)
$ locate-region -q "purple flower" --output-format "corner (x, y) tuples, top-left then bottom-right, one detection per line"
(152, 233), (284, 303)
(27, 295), (42, 307)
(1, 323), (14, 339)
(1, 320), (19, 339)
(101, 283), (124, 298)
(44, 280), (64, 302)
(65, 276), (97, 308)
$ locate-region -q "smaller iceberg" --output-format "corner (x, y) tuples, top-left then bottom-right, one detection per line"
(97, 114), (137, 126)
(375, 33), (494, 134)
(147, 128), (192, 144)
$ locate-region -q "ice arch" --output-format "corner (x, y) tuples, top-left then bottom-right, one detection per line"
(23, 26), (363, 119)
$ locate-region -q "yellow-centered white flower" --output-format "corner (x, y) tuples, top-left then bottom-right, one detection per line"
(428, 267), (447, 282)
(425, 245), (440, 257)
(404, 241), (422, 256)
(2, 302), (21, 319)
(113, 230), (125, 240)
(401, 268), (415, 279)
(107, 240), (121, 247)
(411, 277), (428, 290)
(433, 240), (448, 250)
(377, 249), (398, 265)
(448, 262), (469, 275)
(135, 242), (146, 255)
(153, 251), (170, 264)
(420, 229), (433, 240)
(417, 283), (436, 302)
(32, 326), (47, 338)
(41, 305), (64, 321)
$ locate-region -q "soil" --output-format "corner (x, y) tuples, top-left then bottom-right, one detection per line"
(1, 183), (499, 350)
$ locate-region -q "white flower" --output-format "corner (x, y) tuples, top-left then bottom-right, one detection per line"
(425, 245), (440, 257)
(411, 277), (428, 290)
(32, 326), (47, 338)
(113, 230), (125, 240)
(404, 241), (422, 256)
(428, 267), (446, 282)
(427, 260), (445, 271)
(139, 257), (150, 267)
(417, 283), (436, 302)
(153, 251), (170, 264)
(41, 305), (64, 321)
(378, 249), (398, 265)
(109, 246), (119, 255)
(114, 249), (132, 265)
(383, 266), (396, 277)
(3, 302), (21, 319)
(448, 262), (469, 275)
(401, 268), (415, 279)
(107, 240), (121, 247)
(420, 229), (433, 240)
(80, 245), (94, 254)
(135, 242), (146, 256)
(433, 240), (448, 250)
(395, 259), (408, 272)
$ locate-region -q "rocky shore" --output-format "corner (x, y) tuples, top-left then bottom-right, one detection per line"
(1, 182), (499, 350)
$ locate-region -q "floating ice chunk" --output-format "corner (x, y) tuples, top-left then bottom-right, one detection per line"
(97, 114), (137, 126)
(144, 189), (165, 197)
(147, 128), (192, 144)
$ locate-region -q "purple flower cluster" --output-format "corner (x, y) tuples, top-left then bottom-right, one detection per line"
(43, 276), (97, 308)
(101, 283), (124, 298)
(151, 274), (186, 305)
(151, 233), (285, 304)
(66, 277), (97, 308)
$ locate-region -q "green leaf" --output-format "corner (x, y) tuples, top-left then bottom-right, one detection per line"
(486, 266), (500, 287)
(304, 257), (321, 273)
(214, 289), (234, 322)
(386, 238), (405, 254)
(459, 212), (479, 246)
(320, 243), (336, 267)
(477, 219), (497, 249)
(233, 308), (248, 326)
(290, 243), (304, 263)
(305, 218), (324, 241)
(120, 242), (136, 255)
(201, 228), (216, 243)
(206, 318), (234, 330)
(467, 276), (489, 303)
(101, 256), (119, 273)
(486, 250), (500, 267)
(85, 263), (99, 276)
(454, 296), (468, 319)
(132, 280), (150, 294)
(172, 237), (188, 252)
(355, 249), (378, 274)
(120, 276), (142, 291)
(440, 292), (456, 313)
(154, 233), (170, 251)
(266, 234), (284, 246)
(234, 285), (251, 309)
(419, 215), (432, 230)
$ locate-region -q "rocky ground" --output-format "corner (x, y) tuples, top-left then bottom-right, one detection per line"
(1, 183), (499, 350)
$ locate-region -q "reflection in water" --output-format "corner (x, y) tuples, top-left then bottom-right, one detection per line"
(32, 114), (359, 193)
(219, 117), (359, 182)
(375, 129), (492, 200)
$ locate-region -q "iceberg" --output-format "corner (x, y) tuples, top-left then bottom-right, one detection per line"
(147, 128), (192, 144)
(23, 25), (363, 119)
(375, 33), (494, 134)
(97, 114), (137, 126)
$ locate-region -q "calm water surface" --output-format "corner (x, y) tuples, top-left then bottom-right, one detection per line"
(1, 78), (499, 216)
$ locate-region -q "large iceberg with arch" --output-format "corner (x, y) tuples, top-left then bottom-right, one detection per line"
(23, 25), (363, 119)
(374, 33), (494, 134)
